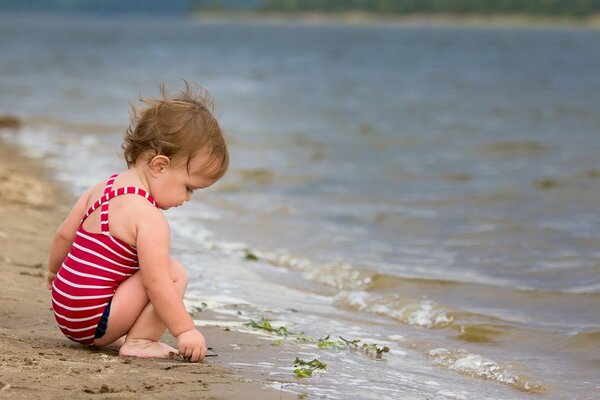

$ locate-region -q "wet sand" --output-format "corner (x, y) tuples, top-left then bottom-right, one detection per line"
(0, 139), (294, 399)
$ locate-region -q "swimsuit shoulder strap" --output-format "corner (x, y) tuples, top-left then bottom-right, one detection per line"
(81, 174), (156, 234)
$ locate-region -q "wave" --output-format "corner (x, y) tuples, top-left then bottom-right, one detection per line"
(388, 335), (544, 393)
(552, 330), (600, 361)
(449, 323), (514, 344)
(230, 245), (503, 293)
(220, 242), (600, 299)
(238, 247), (375, 290)
(201, 241), (600, 337)
(427, 347), (543, 393)
(334, 291), (454, 329)
(302, 263), (374, 290)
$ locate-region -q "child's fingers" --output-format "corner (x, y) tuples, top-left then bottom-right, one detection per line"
(46, 272), (56, 290)
(183, 345), (194, 359)
(190, 346), (202, 362)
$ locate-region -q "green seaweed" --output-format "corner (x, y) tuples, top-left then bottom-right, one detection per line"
(244, 318), (289, 336)
(243, 318), (391, 378)
(190, 302), (208, 313)
(295, 332), (316, 344)
(317, 335), (347, 350)
(293, 357), (327, 378)
(339, 336), (390, 359)
(244, 249), (259, 261)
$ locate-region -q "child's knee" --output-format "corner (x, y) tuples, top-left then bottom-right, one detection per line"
(169, 258), (188, 286)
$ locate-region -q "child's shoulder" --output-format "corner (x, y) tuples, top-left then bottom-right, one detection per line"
(83, 172), (159, 213)
(82, 175), (120, 206)
(76, 179), (108, 209)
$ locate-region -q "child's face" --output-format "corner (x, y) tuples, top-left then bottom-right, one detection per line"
(150, 154), (216, 210)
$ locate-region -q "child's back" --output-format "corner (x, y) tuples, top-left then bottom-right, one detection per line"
(51, 174), (156, 344)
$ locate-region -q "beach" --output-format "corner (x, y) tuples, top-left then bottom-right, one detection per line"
(0, 138), (294, 400)
(1, 14), (599, 399)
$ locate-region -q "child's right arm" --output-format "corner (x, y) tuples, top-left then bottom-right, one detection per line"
(136, 207), (206, 362)
(46, 189), (91, 290)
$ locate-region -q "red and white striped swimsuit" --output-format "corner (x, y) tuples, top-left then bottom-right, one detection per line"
(51, 174), (156, 345)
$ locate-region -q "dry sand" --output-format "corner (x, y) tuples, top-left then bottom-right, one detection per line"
(0, 139), (296, 399)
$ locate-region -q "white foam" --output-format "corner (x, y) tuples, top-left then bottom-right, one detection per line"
(303, 262), (373, 290)
(335, 291), (454, 329)
(388, 334), (405, 341)
(185, 296), (251, 312)
(428, 348), (541, 392)
(232, 247), (375, 290)
(403, 300), (453, 328)
(193, 319), (244, 328)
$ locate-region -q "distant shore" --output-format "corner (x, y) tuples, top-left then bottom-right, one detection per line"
(192, 10), (600, 28)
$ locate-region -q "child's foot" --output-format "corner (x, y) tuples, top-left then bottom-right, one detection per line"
(119, 338), (177, 359)
(106, 335), (126, 350)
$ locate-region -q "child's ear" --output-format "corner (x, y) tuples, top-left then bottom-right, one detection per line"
(149, 155), (171, 176)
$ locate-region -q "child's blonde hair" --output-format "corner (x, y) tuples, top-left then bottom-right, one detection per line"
(122, 81), (228, 180)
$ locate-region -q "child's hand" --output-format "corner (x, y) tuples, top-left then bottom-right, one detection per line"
(46, 271), (56, 290)
(176, 329), (207, 362)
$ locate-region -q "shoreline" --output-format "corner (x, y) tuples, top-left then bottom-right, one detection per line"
(0, 135), (294, 399)
(191, 10), (600, 29)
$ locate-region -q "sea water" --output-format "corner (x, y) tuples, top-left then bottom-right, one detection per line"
(1, 14), (599, 399)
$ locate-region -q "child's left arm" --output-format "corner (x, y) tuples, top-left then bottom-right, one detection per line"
(46, 189), (91, 289)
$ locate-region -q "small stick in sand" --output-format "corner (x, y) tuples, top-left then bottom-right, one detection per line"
(168, 347), (218, 362)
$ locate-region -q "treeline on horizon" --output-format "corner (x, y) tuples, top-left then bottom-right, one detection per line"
(0, 0), (190, 14)
(194, 0), (600, 17)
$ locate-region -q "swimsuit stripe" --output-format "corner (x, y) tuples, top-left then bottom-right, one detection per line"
(108, 236), (137, 255)
(54, 311), (104, 322)
(66, 253), (130, 277)
(53, 285), (114, 301)
(57, 323), (99, 333)
(60, 263), (115, 282)
(66, 334), (95, 341)
(55, 273), (113, 289)
(75, 231), (137, 262)
(52, 173), (156, 346)
(52, 296), (109, 312)
(71, 242), (138, 270)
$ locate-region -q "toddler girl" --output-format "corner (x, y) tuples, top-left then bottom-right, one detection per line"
(46, 82), (228, 362)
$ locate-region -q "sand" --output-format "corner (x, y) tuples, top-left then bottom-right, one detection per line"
(0, 138), (295, 400)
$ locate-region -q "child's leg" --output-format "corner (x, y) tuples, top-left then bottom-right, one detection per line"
(119, 259), (188, 357)
(93, 258), (188, 358)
